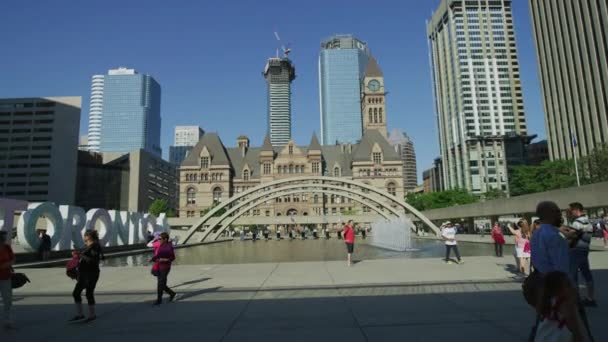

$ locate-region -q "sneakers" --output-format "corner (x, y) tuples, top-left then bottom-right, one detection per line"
(446, 261), (454, 265)
(456, 260), (464, 265)
(68, 315), (85, 323)
(83, 316), (96, 323)
(445, 260), (464, 265)
(152, 300), (162, 306)
(169, 293), (177, 302)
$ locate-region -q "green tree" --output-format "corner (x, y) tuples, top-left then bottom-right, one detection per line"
(199, 200), (227, 217)
(483, 187), (506, 200)
(509, 159), (577, 196)
(581, 143), (608, 183)
(405, 188), (478, 211)
(148, 199), (176, 217)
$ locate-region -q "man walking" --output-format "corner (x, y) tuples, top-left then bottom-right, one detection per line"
(567, 202), (596, 307)
(441, 221), (462, 264)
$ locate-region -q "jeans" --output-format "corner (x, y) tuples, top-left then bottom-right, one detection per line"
(570, 248), (593, 287)
(0, 279), (12, 322)
(445, 245), (461, 262)
(494, 242), (503, 257)
(157, 268), (175, 302)
(73, 271), (99, 305)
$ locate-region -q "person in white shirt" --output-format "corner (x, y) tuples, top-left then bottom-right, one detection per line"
(441, 221), (463, 264)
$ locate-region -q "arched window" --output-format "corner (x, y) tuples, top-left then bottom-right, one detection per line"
(313, 194), (319, 203)
(243, 169), (249, 181)
(374, 112), (378, 123)
(333, 166), (340, 177)
(289, 164), (294, 174)
(379, 108), (383, 123)
(187, 188), (196, 205)
(387, 182), (396, 196)
(368, 108), (373, 123)
(212, 187), (222, 202)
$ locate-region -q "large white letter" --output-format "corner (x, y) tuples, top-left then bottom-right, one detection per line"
(59, 205), (86, 250)
(16, 202), (63, 252)
(109, 210), (130, 245)
(86, 209), (114, 247)
(0, 198), (27, 242)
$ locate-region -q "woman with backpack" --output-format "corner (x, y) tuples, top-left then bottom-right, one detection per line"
(69, 230), (102, 323)
(0, 231), (16, 330)
(151, 232), (176, 305)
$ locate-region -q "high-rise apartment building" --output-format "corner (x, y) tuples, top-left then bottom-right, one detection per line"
(423, 157), (444, 193)
(0, 97), (81, 204)
(263, 58), (296, 146)
(169, 126), (204, 166)
(387, 129), (418, 192)
(319, 35), (370, 145)
(427, 0), (527, 194)
(529, 0), (608, 160)
(88, 67), (162, 156)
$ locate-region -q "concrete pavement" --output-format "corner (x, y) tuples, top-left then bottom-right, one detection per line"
(4, 251), (608, 341)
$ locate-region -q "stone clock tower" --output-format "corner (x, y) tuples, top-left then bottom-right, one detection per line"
(361, 56), (387, 138)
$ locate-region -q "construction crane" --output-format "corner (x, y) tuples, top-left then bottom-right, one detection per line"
(274, 30), (291, 58)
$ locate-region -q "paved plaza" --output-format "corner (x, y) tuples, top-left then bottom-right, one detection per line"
(3, 252), (608, 341)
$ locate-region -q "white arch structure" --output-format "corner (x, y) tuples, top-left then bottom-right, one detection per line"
(180, 176), (439, 244)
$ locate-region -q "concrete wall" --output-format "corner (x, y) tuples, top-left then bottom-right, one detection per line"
(420, 182), (608, 220)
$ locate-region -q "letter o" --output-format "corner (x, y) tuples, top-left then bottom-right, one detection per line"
(16, 202), (63, 252)
(86, 209), (115, 246)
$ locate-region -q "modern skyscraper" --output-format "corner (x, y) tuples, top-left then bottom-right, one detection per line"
(0, 97), (81, 204)
(319, 34), (370, 145)
(263, 57), (295, 146)
(427, 0), (527, 194)
(361, 56), (388, 138)
(90, 67), (162, 156)
(423, 157), (444, 193)
(387, 129), (418, 192)
(169, 126), (204, 166)
(529, 0), (608, 160)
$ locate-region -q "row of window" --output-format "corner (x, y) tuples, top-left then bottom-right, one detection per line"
(185, 186), (222, 205)
(184, 172), (224, 182)
(357, 168), (399, 177)
(367, 108), (383, 124)
(366, 97), (383, 104)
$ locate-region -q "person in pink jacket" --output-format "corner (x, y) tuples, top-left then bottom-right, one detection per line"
(150, 233), (176, 305)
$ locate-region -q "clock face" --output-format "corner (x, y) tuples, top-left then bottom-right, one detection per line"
(368, 80), (380, 92)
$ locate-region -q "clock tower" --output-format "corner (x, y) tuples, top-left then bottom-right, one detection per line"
(361, 56), (387, 138)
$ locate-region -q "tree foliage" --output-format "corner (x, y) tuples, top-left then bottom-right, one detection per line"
(405, 188), (478, 211)
(200, 200), (227, 217)
(483, 187), (506, 200)
(509, 159), (577, 196)
(581, 143), (608, 183)
(148, 199), (176, 217)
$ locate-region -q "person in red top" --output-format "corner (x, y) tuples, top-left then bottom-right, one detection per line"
(0, 231), (16, 330)
(151, 232), (176, 305)
(341, 220), (356, 266)
(491, 222), (505, 257)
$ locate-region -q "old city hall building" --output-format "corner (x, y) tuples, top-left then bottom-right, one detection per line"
(178, 130), (404, 219)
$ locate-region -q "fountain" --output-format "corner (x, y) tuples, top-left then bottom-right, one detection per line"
(369, 216), (412, 252)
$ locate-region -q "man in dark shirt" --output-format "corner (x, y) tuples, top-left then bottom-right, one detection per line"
(37, 229), (51, 261)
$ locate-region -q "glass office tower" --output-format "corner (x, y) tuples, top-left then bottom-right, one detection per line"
(95, 68), (162, 156)
(319, 35), (369, 145)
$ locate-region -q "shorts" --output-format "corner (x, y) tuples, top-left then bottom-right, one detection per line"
(515, 247), (524, 258)
(345, 243), (354, 254)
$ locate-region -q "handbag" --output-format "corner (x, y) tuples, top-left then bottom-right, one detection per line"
(10, 267), (31, 289)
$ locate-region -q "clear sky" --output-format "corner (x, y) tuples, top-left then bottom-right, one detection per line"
(0, 0), (545, 181)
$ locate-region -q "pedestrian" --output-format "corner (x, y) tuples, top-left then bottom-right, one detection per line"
(340, 220), (355, 266)
(0, 231), (15, 330)
(534, 271), (589, 342)
(288, 228), (294, 240)
(528, 201), (593, 341)
(491, 222), (505, 257)
(276, 226), (282, 240)
(361, 227), (367, 239)
(441, 221), (463, 264)
(531, 219), (541, 236)
(36, 228), (51, 261)
(300, 228), (306, 240)
(509, 220), (531, 276)
(151, 232), (176, 306)
(337, 227), (342, 240)
(70, 230), (102, 323)
(566, 203), (596, 307)
(602, 217), (608, 249)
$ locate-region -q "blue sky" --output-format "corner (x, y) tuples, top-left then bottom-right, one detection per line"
(0, 0), (545, 181)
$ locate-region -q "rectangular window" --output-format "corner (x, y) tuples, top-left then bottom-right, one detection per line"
(263, 163), (271, 175)
(372, 152), (382, 164)
(312, 162), (319, 174)
(200, 157), (209, 168)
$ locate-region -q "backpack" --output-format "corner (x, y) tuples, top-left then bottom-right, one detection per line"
(66, 257), (79, 280)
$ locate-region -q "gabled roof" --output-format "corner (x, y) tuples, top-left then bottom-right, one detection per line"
(261, 134), (273, 151)
(227, 147), (262, 179)
(181, 133), (231, 167)
(352, 129), (400, 162)
(307, 132), (322, 152)
(321, 145), (352, 176)
(364, 56), (383, 78)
